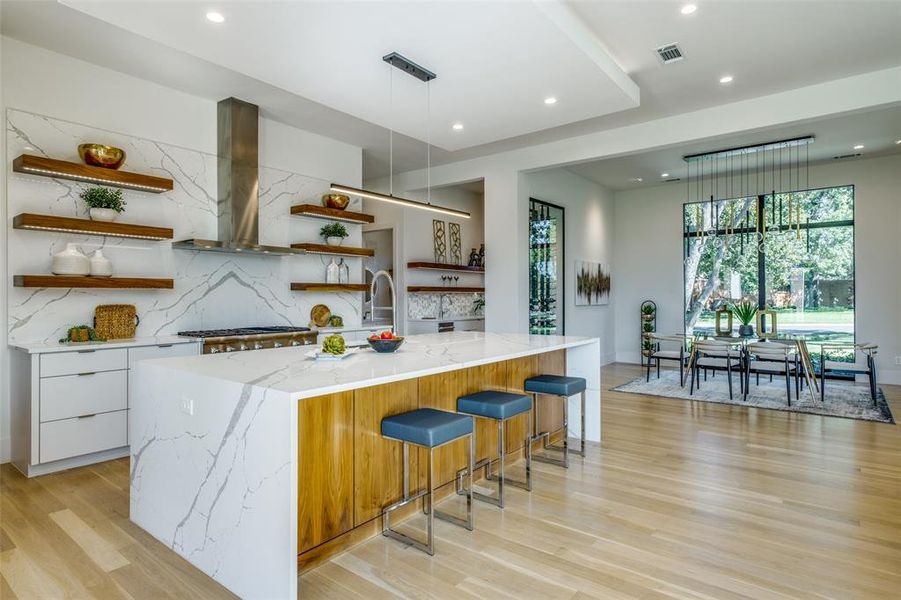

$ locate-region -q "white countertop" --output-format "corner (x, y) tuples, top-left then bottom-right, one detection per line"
(140, 331), (597, 400)
(9, 335), (201, 354)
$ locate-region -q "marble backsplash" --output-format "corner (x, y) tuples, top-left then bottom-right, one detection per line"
(7, 109), (364, 344)
(407, 292), (484, 320)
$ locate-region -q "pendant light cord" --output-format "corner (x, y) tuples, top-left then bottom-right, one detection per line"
(427, 80), (432, 204)
(389, 65), (394, 197)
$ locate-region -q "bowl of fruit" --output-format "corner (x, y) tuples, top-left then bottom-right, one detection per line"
(367, 330), (404, 353)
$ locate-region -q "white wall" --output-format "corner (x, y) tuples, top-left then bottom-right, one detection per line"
(613, 153), (901, 384)
(1, 37), (362, 463)
(521, 168), (616, 363)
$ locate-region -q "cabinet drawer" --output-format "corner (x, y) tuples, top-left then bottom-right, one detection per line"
(40, 410), (127, 464)
(128, 343), (199, 368)
(41, 348), (127, 378)
(40, 370), (127, 422)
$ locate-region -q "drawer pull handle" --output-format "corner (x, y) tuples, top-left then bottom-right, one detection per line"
(158, 344), (173, 348)
(78, 413), (97, 419)
(77, 349), (96, 354)
(77, 372), (96, 377)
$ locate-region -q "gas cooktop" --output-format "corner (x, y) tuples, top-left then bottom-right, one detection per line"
(177, 326), (312, 338)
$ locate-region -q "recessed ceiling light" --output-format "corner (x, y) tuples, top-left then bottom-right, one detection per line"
(895, 139), (901, 145)
(719, 75), (734, 84)
(661, 173), (670, 178)
(853, 144), (865, 150)
(452, 123), (464, 131)
(206, 11), (225, 23)
(544, 97), (557, 105)
(680, 4), (698, 15)
(629, 177), (643, 183)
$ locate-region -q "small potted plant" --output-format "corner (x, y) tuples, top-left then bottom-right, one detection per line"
(642, 321), (654, 333)
(80, 186), (126, 222)
(730, 301), (758, 337)
(641, 303), (656, 321)
(320, 222), (348, 246)
(59, 324), (104, 343)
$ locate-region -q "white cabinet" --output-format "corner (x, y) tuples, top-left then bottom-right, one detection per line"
(40, 411), (128, 464)
(40, 370), (128, 422)
(10, 339), (201, 477)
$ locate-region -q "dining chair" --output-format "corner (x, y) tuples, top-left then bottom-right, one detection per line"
(645, 333), (691, 386)
(745, 341), (800, 405)
(819, 343), (879, 405)
(689, 340), (743, 399)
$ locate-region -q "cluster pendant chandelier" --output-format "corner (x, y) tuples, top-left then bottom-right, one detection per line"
(683, 136), (813, 254)
(330, 53), (470, 219)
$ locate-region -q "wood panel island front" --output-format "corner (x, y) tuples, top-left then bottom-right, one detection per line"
(129, 332), (601, 599)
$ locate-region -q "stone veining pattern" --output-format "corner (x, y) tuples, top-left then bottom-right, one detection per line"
(130, 363), (297, 599)
(7, 109), (363, 344)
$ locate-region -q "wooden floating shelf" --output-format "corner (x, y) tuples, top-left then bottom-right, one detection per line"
(291, 283), (369, 292)
(14, 275), (174, 289)
(291, 243), (374, 257)
(13, 154), (174, 193)
(13, 213), (173, 241)
(407, 261), (484, 273)
(407, 286), (485, 293)
(290, 204), (375, 224)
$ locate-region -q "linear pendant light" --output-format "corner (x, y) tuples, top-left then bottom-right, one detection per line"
(329, 184), (471, 218)
(330, 52), (470, 219)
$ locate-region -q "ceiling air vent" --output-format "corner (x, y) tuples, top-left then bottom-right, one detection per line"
(833, 153), (861, 160)
(655, 43), (684, 64)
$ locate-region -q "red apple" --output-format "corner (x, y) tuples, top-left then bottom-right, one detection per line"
(380, 331), (393, 340)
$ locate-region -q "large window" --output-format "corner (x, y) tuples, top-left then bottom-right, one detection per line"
(529, 199), (564, 335)
(683, 185), (854, 344)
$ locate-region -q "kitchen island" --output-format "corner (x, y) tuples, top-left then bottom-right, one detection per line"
(129, 332), (600, 599)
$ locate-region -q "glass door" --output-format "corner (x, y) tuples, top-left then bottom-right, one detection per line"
(529, 199), (564, 335)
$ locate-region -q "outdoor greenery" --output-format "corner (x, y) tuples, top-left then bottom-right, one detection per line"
(79, 187), (126, 212)
(684, 186), (854, 338)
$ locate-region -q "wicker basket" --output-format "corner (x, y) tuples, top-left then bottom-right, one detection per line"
(94, 304), (139, 340)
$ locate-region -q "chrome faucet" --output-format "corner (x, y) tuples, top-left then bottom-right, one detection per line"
(370, 270), (396, 333)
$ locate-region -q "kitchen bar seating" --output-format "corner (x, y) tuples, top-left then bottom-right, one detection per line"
(455, 390), (533, 508)
(524, 375), (588, 468)
(381, 408), (475, 555)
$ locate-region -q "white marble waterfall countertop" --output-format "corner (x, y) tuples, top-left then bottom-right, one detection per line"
(139, 331), (597, 400)
(10, 335), (201, 354)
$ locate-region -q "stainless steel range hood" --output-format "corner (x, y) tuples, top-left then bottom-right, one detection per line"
(173, 97), (302, 256)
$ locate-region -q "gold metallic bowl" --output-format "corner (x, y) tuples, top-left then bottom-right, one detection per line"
(322, 193), (350, 210)
(78, 144), (126, 170)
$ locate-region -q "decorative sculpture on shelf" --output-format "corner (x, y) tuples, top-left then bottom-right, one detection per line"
(448, 222), (462, 265)
(467, 247), (480, 267)
(432, 220), (446, 263)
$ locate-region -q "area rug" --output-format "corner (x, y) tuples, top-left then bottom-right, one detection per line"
(613, 370), (894, 424)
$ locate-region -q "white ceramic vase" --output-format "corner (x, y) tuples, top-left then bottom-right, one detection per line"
(326, 258), (340, 284)
(325, 236), (344, 246)
(52, 243), (90, 276)
(338, 259), (349, 284)
(89, 249), (113, 277)
(89, 208), (119, 222)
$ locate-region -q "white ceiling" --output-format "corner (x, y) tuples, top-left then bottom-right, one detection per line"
(62, 0), (639, 152)
(3, 1), (900, 180)
(566, 105), (901, 190)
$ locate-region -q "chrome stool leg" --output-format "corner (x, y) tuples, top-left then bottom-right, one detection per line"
(383, 433), (474, 555)
(456, 410), (532, 507)
(530, 392), (569, 468)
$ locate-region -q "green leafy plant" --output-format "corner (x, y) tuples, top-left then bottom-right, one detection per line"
(319, 222), (348, 239)
(472, 295), (485, 313)
(79, 187), (126, 212)
(729, 301), (758, 326)
(641, 304), (656, 315)
(642, 322), (654, 333)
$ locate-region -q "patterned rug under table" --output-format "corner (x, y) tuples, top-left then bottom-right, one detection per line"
(613, 370), (894, 424)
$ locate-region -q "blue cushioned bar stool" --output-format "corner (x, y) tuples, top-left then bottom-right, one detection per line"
(524, 375), (587, 468)
(380, 408), (474, 555)
(454, 390), (533, 508)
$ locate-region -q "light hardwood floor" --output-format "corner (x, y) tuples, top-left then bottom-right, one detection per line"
(2, 363), (899, 599)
